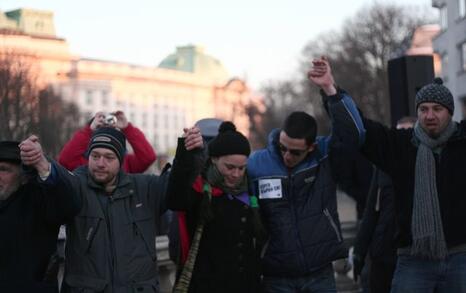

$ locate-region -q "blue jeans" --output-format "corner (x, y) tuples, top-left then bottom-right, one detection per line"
(263, 264), (336, 293)
(391, 252), (466, 293)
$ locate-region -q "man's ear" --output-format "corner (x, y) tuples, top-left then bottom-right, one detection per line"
(307, 143), (317, 153)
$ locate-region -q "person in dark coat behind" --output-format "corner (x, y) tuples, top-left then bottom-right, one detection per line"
(167, 122), (264, 293)
(352, 117), (415, 293)
(0, 141), (79, 293)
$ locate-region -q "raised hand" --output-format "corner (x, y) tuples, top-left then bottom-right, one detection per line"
(114, 110), (129, 129)
(307, 56), (337, 95)
(19, 135), (50, 175)
(183, 126), (204, 151)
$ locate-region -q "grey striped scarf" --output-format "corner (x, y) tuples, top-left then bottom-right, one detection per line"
(411, 120), (456, 260)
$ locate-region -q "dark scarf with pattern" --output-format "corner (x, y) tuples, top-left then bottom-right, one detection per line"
(205, 162), (248, 196)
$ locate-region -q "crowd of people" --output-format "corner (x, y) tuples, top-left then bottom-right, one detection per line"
(1, 57), (466, 293)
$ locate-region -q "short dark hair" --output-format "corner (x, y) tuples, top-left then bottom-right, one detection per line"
(282, 111), (317, 145)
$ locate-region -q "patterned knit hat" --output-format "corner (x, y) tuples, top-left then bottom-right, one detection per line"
(415, 78), (454, 115)
(208, 122), (250, 157)
(87, 127), (126, 164)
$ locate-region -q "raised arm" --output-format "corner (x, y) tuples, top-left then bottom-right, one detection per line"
(58, 125), (92, 171)
(116, 110), (156, 173)
(58, 112), (107, 171)
(308, 56), (365, 149)
(20, 135), (81, 223)
(166, 126), (205, 211)
(308, 57), (410, 176)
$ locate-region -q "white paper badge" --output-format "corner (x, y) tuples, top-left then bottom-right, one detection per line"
(258, 179), (283, 199)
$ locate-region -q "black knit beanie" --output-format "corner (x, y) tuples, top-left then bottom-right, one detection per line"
(415, 78), (454, 115)
(208, 122), (250, 157)
(87, 127), (126, 164)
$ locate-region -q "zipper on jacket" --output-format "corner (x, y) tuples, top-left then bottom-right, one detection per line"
(108, 195), (117, 289)
(85, 218), (102, 252)
(323, 208), (342, 242)
(288, 172), (308, 272)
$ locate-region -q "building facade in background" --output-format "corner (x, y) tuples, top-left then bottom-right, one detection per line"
(432, 0), (466, 121)
(406, 24), (441, 75)
(0, 8), (263, 155)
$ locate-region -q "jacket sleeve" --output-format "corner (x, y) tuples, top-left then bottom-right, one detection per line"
(166, 138), (205, 211)
(337, 152), (374, 219)
(324, 90), (366, 150)
(38, 161), (82, 224)
(58, 125), (92, 171)
(320, 90), (366, 182)
(360, 118), (410, 176)
(353, 168), (379, 259)
(122, 123), (156, 173)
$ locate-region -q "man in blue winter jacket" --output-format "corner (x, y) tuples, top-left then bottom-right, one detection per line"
(247, 57), (365, 292)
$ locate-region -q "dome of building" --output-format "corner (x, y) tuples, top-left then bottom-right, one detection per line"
(158, 45), (229, 83)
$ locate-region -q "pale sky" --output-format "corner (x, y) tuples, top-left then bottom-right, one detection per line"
(1, 0), (436, 89)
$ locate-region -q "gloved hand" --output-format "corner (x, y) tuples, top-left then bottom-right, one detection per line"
(352, 253), (365, 282)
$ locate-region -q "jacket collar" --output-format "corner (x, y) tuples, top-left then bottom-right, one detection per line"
(86, 169), (133, 199)
(267, 128), (321, 173)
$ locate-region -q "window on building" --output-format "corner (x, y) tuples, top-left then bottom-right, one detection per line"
(142, 113), (148, 128)
(101, 90), (108, 106)
(441, 54), (449, 80)
(85, 90), (93, 105)
(440, 5), (448, 30)
(459, 0), (466, 18)
(164, 113), (169, 129)
(461, 42), (466, 72)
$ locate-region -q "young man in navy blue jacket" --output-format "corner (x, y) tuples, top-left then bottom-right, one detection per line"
(247, 57), (365, 292)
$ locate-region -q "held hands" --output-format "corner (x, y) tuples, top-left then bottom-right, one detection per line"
(19, 135), (50, 175)
(183, 126), (203, 151)
(307, 56), (337, 96)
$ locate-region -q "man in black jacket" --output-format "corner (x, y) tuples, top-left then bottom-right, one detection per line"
(0, 141), (78, 293)
(320, 56), (466, 291)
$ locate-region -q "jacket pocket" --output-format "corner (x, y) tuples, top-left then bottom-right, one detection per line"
(65, 274), (107, 292)
(132, 211), (157, 261)
(323, 208), (342, 242)
(75, 215), (103, 253)
(131, 277), (159, 293)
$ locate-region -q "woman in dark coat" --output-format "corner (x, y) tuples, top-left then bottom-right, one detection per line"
(167, 122), (263, 293)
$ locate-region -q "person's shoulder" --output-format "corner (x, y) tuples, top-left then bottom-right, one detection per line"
(248, 147), (275, 166)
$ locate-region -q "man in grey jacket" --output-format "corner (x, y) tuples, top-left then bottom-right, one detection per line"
(20, 127), (192, 293)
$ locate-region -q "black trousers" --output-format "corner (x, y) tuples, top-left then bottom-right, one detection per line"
(369, 259), (397, 293)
